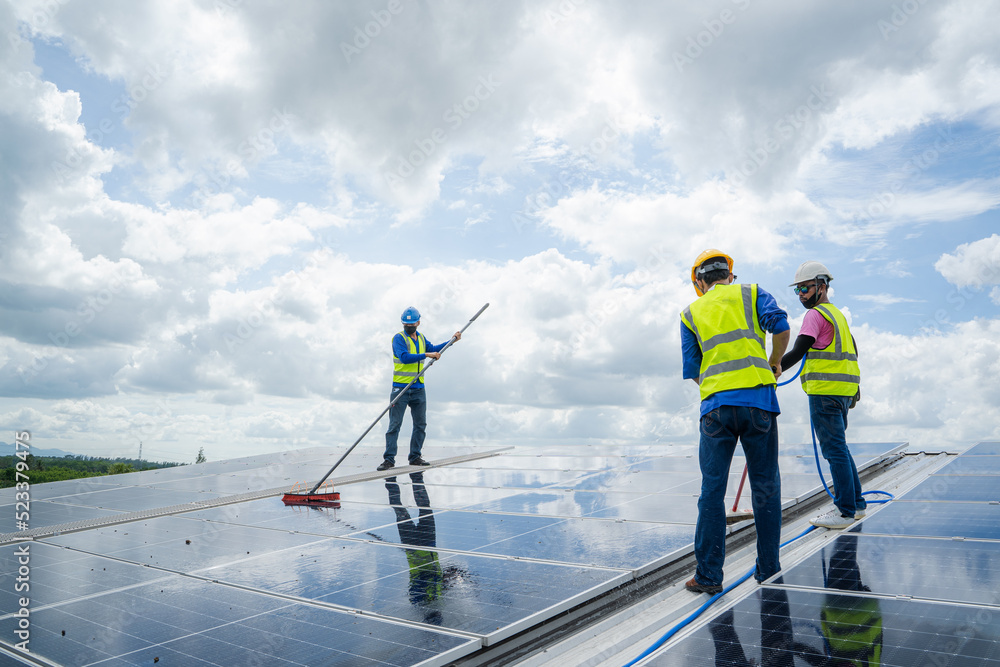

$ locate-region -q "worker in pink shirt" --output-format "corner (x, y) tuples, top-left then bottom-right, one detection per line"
(780, 261), (864, 529)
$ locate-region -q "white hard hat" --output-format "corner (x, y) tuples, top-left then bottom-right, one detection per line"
(790, 261), (833, 286)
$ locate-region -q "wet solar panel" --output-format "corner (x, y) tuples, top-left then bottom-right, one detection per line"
(850, 500), (1000, 540)
(644, 587), (1000, 666)
(779, 533), (1000, 607)
(0, 441), (924, 666)
(641, 444), (1000, 666)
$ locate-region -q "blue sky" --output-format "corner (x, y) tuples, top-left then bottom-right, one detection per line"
(1, 1), (998, 463)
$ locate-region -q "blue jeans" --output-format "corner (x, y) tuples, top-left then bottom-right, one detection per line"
(809, 394), (865, 518)
(383, 385), (427, 464)
(695, 405), (782, 586)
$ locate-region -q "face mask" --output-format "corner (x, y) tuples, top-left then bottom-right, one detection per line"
(403, 324), (417, 335)
(801, 290), (822, 309)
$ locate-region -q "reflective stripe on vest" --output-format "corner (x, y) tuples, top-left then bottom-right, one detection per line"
(801, 303), (861, 396)
(681, 283), (775, 401)
(393, 332), (426, 384)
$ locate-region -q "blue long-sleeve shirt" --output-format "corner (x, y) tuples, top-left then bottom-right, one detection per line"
(681, 284), (789, 416)
(392, 332), (449, 387)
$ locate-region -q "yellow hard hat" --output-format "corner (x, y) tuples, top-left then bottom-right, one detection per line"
(691, 249), (734, 296)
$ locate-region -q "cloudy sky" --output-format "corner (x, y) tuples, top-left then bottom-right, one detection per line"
(1, 0), (998, 463)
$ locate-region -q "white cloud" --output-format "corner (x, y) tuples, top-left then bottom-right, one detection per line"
(936, 234), (1000, 287)
(1, 0), (999, 461)
(537, 182), (823, 269)
(854, 294), (926, 310)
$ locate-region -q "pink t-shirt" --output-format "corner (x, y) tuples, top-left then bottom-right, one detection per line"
(800, 308), (834, 349)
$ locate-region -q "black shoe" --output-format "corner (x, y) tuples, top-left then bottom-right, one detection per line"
(377, 460), (394, 471)
(408, 457), (430, 466)
(685, 577), (723, 595)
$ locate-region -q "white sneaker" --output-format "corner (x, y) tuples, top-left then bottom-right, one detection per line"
(809, 508), (855, 529)
(855, 508), (866, 519)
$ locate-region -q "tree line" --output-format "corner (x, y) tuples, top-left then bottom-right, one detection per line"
(0, 454), (183, 488)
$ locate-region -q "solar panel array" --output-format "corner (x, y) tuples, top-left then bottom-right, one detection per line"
(641, 441), (1000, 665)
(1, 441), (905, 666)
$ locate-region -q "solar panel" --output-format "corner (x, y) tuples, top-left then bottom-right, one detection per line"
(934, 455), (1000, 475)
(641, 587), (1000, 666)
(636, 443), (1000, 665)
(0, 442), (918, 665)
(0, 501), (122, 533)
(900, 474), (1000, 502)
(778, 533), (1000, 607)
(962, 441), (1000, 455)
(0, 576), (474, 666)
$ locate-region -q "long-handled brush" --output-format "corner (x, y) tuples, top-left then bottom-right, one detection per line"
(726, 463), (754, 524)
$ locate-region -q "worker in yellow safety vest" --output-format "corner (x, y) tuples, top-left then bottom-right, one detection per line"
(681, 250), (790, 594)
(379, 307), (462, 471)
(780, 261), (864, 529)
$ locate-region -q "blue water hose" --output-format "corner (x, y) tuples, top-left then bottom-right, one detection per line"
(622, 360), (893, 667)
(775, 361), (802, 387)
(621, 526), (817, 667)
(809, 416), (894, 505)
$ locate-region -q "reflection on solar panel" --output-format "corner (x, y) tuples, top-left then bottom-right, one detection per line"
(638, 441), (1000, 666)
(642, 587), (1000, 666)
(0, 440), (922, 665)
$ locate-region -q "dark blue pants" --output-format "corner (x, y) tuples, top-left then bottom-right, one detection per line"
(383, 385), (427, 464)
(809, 394), (866, 518)
(695, 405), (782, 586)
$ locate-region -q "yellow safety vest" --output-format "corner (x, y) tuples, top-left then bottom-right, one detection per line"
(801, 303), (860, 396)
(822, 596), (883, 666)
(681, 284), (775, 401)
(405, 548), (443, 603)
(393, 332), (427, 385)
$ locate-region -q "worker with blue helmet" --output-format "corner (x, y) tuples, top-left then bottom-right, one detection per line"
(378, 307), (462, 471)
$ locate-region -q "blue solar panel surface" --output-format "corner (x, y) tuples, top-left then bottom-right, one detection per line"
(640, 441), (1000, 666)
(0, 441), (909, 665)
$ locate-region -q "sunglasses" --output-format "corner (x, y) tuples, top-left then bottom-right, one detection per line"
(792, 283), (818, 295)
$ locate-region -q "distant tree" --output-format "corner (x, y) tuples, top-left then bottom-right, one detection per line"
(107, 463), (134, 475)
(195, 447), (206, 464)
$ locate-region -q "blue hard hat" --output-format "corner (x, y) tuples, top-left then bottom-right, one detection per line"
(401, 306), (421, 323)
